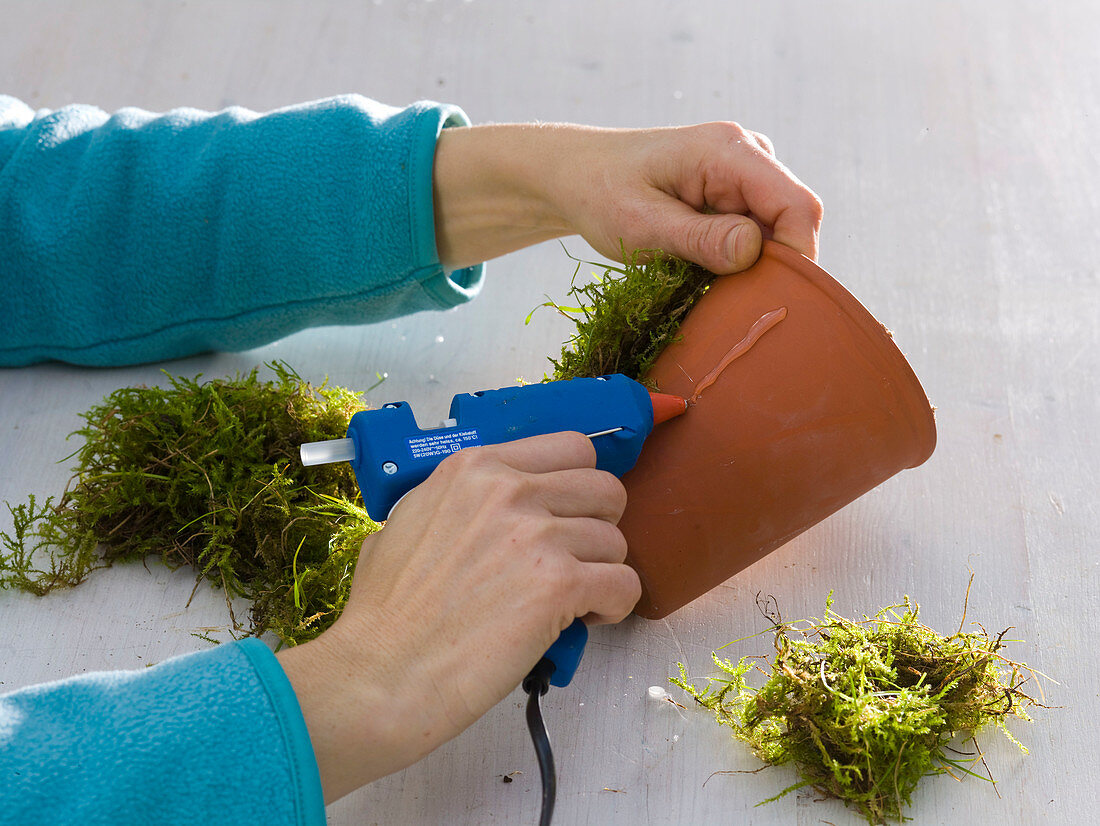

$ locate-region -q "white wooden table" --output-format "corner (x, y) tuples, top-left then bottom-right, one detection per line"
(2, 2), (1096, 823)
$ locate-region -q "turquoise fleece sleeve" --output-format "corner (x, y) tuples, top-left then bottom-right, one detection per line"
(0, 94), (484, 366)
(0, 638), (324, 825)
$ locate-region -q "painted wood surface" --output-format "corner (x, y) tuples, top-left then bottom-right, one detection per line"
(1, 2), (1096, 823)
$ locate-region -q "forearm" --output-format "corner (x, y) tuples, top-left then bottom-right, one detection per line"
(275, 627), (438, 803)
(432, 123), (578, 270)
(0, 94), (481, 367)
(0, 639), (324, 825)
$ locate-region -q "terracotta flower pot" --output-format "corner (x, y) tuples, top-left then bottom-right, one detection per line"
(621, 241), (936, 619)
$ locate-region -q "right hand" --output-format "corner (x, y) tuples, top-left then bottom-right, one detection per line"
(277, 431), (639, 802)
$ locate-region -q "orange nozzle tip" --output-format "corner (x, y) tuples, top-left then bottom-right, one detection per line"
(649, 391), (689, 425)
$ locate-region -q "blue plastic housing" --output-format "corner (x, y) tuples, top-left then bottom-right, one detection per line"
(545, 619), (589, 688)
(345, 374), (655, 521)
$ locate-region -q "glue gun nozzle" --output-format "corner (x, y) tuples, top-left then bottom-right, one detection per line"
(648, 392), (689, 426)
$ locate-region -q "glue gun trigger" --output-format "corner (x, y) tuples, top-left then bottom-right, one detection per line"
(382, 428), (622, 519)
(584, 427), (625, 440)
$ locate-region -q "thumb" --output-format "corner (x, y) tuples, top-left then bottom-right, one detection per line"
(656, 205), (763, 275)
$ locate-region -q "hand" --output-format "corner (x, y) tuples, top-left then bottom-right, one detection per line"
(433, 121), (823, 274)
(276, 432), (638, 802)
(549, 122), (823, 273)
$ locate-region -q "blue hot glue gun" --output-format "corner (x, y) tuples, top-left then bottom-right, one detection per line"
(300, 373), (687, 687)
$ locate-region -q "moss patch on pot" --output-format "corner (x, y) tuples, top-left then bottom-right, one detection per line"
(671, 588), (1047, 824)
(0, 363), (379, 645)
(535, 247), (716, 383)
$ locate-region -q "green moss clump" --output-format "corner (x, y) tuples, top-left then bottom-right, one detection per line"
(671, 592), (1045, 824)
(536, 247), (715, 383)
(0, 363), (380, 645)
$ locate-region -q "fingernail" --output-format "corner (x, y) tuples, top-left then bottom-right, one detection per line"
(726, 221), (761, 270)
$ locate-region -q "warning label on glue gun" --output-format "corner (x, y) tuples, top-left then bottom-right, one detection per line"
(406, 428), (482, 460)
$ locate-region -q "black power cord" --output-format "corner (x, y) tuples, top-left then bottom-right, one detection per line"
(522, 657), (558, 826)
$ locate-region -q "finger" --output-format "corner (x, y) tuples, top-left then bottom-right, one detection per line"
(725, 157), (822, 261)
(461, 431), (597, 475)
(770, 198), (823, 261)
(748, 130), (775, 156)
(575, 562), (642, 624)
(694, 127), (822, 262)
(545, 516), (628, 563)
(534, 467), (627, 522)
(641, 196), (764, 274)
